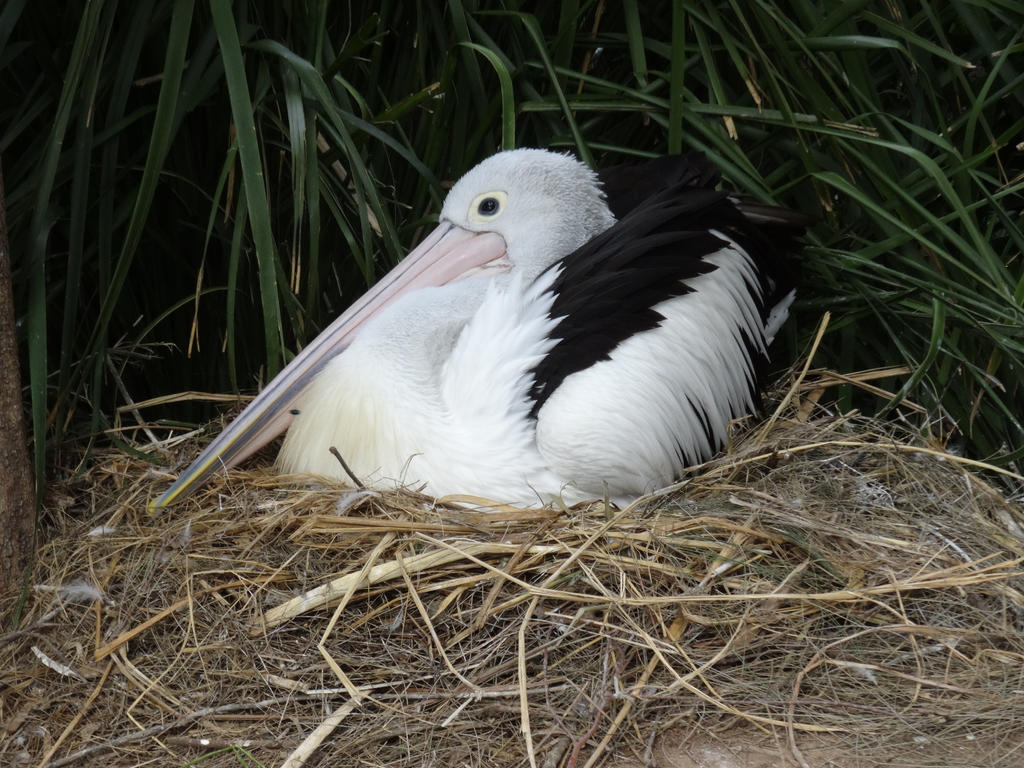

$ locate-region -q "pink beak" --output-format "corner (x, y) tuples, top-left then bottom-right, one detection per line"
(151, 222), (507, 510)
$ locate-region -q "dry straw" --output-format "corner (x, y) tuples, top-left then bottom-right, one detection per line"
(2, 370), (1023, 768)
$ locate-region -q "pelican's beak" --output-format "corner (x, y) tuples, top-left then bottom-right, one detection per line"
(150, 222), (507, 510)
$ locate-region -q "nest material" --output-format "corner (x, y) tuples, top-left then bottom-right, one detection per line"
(2, 397), (1024, 768)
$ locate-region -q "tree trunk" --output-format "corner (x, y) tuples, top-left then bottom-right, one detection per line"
(0, 159), (36, 606)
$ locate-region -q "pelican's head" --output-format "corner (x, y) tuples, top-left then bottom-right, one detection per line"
(150, 148), (613, 510)
(439, 149), (615, 281)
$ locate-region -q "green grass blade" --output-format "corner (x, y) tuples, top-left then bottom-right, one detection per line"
(490, 10), (592, 165)
(25, 0), (106, 501)
(460, 43), (516, 150)
(669, 1), (686, 154)
(210, 0), (282, 376)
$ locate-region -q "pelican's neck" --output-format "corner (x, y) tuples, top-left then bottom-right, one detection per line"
(352, 278), (491, 373)
(277, 273), (568, 503)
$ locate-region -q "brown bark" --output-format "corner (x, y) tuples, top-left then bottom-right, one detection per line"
(0, 159), (36, 604)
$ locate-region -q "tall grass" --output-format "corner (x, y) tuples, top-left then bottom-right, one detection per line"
(2, 1), (1021, 492)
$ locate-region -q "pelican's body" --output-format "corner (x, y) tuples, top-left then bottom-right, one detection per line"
(154, 149), (802, 509)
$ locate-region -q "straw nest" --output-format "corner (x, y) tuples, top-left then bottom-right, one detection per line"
(2, 371), (1024, 768)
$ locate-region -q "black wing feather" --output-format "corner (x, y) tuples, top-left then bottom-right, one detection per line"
(527, 153), (802, 425)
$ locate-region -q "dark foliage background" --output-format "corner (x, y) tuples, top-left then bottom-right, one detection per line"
(1, 0), (1022, 492)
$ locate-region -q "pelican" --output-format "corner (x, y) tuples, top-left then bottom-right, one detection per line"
(152, 149), (802, 508)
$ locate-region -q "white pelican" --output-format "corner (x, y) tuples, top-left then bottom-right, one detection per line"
(152, 149), (802, 508)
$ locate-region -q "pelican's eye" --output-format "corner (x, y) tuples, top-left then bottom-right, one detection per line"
(469, 190), (507, 222)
